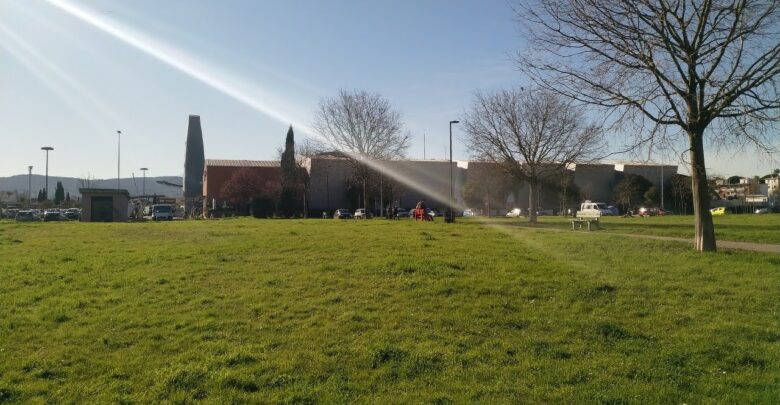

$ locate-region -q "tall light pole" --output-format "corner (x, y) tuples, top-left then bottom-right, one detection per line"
(449, 120), (460, 223)
(140, 167), (148, 196)
(41, 147), (53, 200)
(116, 130), (122, 190)
(27, 166), (33, 206)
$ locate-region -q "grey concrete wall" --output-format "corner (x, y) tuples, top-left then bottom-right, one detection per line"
(306, 158), (680, 213)
(80, 192), (129, 222)
(383, 160), (461, 209)
(307, 158), (465, 212)
(573, 164), (617, 202)
(617, 164), (678, 191)
(308, 157), (354, 213)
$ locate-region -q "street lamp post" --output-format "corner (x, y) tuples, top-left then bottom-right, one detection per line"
(140, 167), (148, 196)
(41, 147), (53, 201)
(448, 120), (460, 223)
(117, 130), (122, 190)
(27, 166), (33, 206)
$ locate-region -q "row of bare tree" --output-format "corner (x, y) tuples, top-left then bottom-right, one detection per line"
(312, 0), (780, 252)
(213, 0), (780, 250)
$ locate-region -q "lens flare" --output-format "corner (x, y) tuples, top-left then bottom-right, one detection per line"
(43, 0), (465, 208)
(0, 23), (118, 133)
(44, 0), (309, 134)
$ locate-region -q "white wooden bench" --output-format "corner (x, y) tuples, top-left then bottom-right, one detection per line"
(571, 211), (601, 231)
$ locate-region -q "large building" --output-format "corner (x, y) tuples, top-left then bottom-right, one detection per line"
(202, 159), (281, 212)
(200, 157), (677, 215)
(181, 116), (678, 216)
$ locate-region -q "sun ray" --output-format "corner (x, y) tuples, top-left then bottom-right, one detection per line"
(42, 0), (464, 209)
(0, 23), (113, 135)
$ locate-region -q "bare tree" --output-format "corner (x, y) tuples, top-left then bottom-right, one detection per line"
(221, 168), (278, 216)
(463, 89), (603, 223)
(78, 174), (92, 189)
(516, 0), (780, 251)
(312, 89), (410, 210)
(462, 162), (515, 216)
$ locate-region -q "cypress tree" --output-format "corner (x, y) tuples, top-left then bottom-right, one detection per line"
(280, 125), (297, 217)
(54, 181), (65, 205)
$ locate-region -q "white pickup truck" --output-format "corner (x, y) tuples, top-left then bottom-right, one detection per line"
(578, 201), (611, 215)
(572, 201), (604, 230)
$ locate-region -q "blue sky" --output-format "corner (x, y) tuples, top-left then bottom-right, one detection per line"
(0, 0), (776, 179)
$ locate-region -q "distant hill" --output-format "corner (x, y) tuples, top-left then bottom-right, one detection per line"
(0, 174), (184, 199)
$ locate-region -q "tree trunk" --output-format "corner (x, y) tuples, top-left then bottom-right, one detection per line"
(689, 131), (716, 252)
(303, 184), (308, 218)
(362, 179), (367, 211)
(486, 182), (490, 217)
(528, 181), (538, 223)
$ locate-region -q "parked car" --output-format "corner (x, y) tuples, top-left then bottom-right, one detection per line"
(15, 210), (36, 222)
(755, 208), (770, 214)
(354, 208), (370, 219)
(151, 204), (174, 221)
(462, 209), (475, 217)
(536, 209), (554, 216)
(395, 208), (409, 218)
(64, 208), (81, 220)
(710, 207), (728, 216)
(606, 206), (620, 216)
(43, 211), (64, 222)
(638, 207), (669, 217)
(506, 208), (523, 217)
(333, 209), (352, 219)
(3, 208), (19, 219)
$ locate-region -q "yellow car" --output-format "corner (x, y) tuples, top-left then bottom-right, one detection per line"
(710, 207), (727, 216)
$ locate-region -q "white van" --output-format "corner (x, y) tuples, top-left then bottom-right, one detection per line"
(578, 201), (611, 216)
(151, 204), (174, 221)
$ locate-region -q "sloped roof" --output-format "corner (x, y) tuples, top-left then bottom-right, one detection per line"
(205, 159), (280, 168)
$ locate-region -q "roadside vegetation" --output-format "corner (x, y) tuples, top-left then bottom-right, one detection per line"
(1, 218), (778, 403)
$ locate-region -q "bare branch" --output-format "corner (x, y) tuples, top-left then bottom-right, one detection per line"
(463, 88), (604, 222)
(515, 0), (780, 251)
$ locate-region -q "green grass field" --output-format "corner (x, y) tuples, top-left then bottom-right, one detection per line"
(1, 218), (779, 403)
(489, 213), (780, 244)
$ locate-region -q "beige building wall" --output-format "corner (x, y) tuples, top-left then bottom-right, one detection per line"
(307, 157), (465, 212)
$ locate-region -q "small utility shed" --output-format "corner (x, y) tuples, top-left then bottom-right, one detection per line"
(79, 188), (130, 222)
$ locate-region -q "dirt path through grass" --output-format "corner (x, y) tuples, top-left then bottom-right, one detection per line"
(610, 233), (780, 254)
(484, 219), (780, 253)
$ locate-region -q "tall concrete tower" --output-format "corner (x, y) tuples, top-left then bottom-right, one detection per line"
(183, 115), (205, 214)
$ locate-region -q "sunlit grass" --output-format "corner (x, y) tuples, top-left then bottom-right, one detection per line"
(1, 218), (778, 403)
(483, 213), (780, 244)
